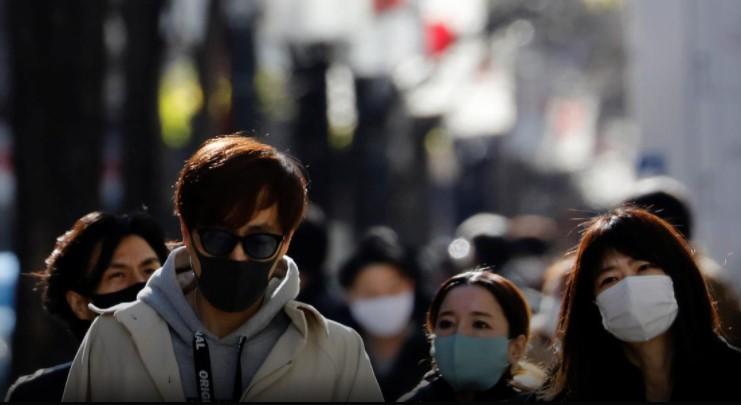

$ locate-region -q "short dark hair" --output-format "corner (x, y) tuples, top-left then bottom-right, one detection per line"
(622, 176), (693, 239)
(37, 211), (169, 330)
(426, 269), (532, 383)
(286, 203), (328, 279)
(338, 226), (419, 289)
(174, 134), (308, 234)
(543, 207), (719, 400)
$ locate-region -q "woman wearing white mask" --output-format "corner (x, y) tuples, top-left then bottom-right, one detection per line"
(339, 226), (431, 401)
(399, 269), (544, 402)
(541, 207), (741, 402)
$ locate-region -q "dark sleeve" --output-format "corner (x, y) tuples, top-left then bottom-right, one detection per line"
(397, 375), (452, 402)
(5, 363), (71, 402)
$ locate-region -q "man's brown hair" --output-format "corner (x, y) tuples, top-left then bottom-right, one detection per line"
(174, 134), (308, 235)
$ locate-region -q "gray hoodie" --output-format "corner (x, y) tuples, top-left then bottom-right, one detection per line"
(138, 246), (299, 401)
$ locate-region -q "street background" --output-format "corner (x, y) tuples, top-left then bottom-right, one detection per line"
(0, 0), (740, 394)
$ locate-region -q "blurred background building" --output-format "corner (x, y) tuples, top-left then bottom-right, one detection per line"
(0, 0), (739, 395)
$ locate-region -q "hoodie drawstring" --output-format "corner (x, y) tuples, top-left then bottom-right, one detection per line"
(232, 336), (247, 401)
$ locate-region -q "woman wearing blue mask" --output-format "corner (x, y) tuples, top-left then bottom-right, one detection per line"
(399, 270), (544, 402)
(540, 207), (741, 402)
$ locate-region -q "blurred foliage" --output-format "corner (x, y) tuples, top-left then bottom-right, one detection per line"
(158, 56), (203, 148)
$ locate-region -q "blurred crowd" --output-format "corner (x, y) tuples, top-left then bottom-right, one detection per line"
(4, 135), (741, 402)
(2, 1), (741, 402)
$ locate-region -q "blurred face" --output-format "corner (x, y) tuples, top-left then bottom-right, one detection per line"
(593, 250), (667, 296)
(94, 235), (161, 294)
(434, 285), (509, 338)
(347, 263), (414, 300)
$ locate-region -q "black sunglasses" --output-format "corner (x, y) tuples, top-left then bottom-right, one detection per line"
(197, 227), (284, 260)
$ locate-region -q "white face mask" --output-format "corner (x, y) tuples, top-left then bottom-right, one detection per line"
(349, 290), (415, 337)
(595, 275), (679, 342)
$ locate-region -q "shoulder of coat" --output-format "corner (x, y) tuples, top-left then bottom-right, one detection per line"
(87, 300), (139, 316)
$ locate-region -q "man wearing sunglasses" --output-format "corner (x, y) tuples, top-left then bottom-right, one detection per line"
(63, 135), (383, 402)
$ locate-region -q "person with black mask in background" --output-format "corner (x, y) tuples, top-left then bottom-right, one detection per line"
(63, 134), (382, 402)
(5, 211), (169, 401)
(339, 226), (432, 401)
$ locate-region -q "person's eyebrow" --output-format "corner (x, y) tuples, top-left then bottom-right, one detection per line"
(438, 310), (455, 318)
(108, 256), (160, 270)
(470, 311), (493, 318)
(107, 262), (133, 270)
(244, 224), (282, 234)
(138, 257), (160, 267)
(599, 265), (616, 273)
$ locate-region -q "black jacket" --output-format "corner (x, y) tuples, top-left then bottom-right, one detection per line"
(399, 370), (530, 402)
(373, 326), (431, 402)
(547, 335), (741, 402)
(5, 361), (71, 402)
(337, 303), (432, 402)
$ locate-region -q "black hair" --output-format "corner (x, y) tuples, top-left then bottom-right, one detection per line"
(543, 206), (719, 400)
(338, 226), (420, 288)
(36, 211), (169, 335)
(286, 203), (328, 280)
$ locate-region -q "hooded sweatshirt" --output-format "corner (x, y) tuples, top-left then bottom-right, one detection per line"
(138, 246), (298, 401)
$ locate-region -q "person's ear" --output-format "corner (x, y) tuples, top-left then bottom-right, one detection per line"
(508, 334), (528, 365)
(65, 291), (94, 321)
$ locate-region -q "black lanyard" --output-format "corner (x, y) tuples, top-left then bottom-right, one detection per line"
(193, 331), (247, 402)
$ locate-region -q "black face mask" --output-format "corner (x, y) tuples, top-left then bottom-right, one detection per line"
(90, 282), (147, 309)
(192, 249), (277, 313)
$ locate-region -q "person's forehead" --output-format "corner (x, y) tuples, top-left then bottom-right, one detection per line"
(441, 285), (502, 314)
(111, 235), (157, 258)
(233, 203), (282, 233)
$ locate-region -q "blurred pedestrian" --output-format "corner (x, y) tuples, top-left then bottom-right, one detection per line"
(501, 214), (559, 290)
(286, 203), (348, 322)
(399, 269), (544, 402)
(62, 135), (383, 401)
(339, 226), (431, 402)
(5, 211), (169, 401)
(527, 253), (573, 370)
(541, 207), (741, 401)
(450, 213), (512, 272)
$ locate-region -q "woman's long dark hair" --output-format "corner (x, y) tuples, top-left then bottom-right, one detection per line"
(542, 206), (720, 400)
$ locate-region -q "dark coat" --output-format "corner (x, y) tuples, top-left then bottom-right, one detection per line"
(5, 361), (71, 402)
(399, 370), (530, 402)
(547, 335), (741, 402)
(337, 294), (432, 402)
(671, 335), (741, 402)
(372, 326), (431, 402)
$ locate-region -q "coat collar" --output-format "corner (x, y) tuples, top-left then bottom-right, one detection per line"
(241, 300), (330, 399)
(113, 302), (186, 401)
(107, 298), (330, 401)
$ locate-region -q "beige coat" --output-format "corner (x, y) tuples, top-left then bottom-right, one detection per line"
(62, 300), (383, 402)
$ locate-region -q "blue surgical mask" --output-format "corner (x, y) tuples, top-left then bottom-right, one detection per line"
(432, 334), (510, 391)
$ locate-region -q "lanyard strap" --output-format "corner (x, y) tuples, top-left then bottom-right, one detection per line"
(194, 331), (216, 402)
(193, 331), (247, 403)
